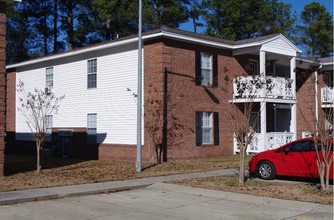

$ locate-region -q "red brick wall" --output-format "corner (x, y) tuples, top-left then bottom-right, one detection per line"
(143, 39), (248, 160)
(0, 2), (6, 176)
(296, 68), (332, 138)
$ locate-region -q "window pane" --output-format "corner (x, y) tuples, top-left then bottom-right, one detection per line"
(200, 53), (212, 85)
(202, 128), (212, 144)
(88, 74), (97, 88)
(201, 69), (211, 85)
(46, 67), (53, 88)
(202, 112), (212, 144)
(87, 59), (97, 88)
(87, 113), (97, 143)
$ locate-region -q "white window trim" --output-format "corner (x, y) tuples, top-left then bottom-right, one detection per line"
(87, 113), (97, 144)
(46, 67), (54, 88)
(87, 59), (97, 89)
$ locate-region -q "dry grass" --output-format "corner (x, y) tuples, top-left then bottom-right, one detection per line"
(1, 154), (332, 205)
(170, 176), (333, 205)
(1, 154), (241, 192)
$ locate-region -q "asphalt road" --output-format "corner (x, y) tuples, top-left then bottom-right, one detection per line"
(0, 183), (332, 220)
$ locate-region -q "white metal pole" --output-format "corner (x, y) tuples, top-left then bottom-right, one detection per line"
(315, 71), (318, 134)
(136, 0), (142, 172)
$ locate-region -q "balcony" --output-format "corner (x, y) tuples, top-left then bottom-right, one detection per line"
(321, 87), (333, 107)
(233, 75), (294, 101)
(234, 132), (294, 154)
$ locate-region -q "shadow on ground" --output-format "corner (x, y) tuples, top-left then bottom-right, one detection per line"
(4, 154), (88, 176)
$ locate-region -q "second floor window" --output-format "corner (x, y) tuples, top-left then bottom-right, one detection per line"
(200, 53), (212, 85)
(195, 52), (218, 87)
(46, 67), (53, 88)
(87, 59), (97, 88)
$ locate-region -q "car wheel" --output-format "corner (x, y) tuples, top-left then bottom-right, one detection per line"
(256, 161), (276, 180)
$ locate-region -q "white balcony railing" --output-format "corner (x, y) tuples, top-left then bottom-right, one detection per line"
(233, 75), (294, 100)
(321, 87), (333, 105)
(265, 132), (293, 151)
(234, 132), (294, 154)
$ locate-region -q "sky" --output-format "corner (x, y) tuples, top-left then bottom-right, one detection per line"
(179, 0), (333, 33)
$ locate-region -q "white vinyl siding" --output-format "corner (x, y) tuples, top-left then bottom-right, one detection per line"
(200, 53), (212, 85)
(261, 38), (297, 57)
(15, 43), (141, 145)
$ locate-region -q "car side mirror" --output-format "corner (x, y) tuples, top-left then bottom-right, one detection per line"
(284, 147), (289, 155)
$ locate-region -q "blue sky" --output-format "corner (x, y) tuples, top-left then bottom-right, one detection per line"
(179, 0), (333, 33)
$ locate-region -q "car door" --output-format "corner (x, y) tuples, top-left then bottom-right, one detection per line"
(276, 140), (316, 177)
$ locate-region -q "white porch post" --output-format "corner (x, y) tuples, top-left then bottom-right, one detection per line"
(260, 51), (266, 76)
(260, 102), (267, 151)
(260, 50), (267, 151)
(260, 51), (266, 97)
(290, 57), (297, 140)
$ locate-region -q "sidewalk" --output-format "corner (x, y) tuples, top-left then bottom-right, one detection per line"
(0, 168), (237, 205)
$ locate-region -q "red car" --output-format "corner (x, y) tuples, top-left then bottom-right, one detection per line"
(249, 137), (333, 180)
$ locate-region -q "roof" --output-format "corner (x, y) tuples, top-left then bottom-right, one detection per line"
(296, 56), (333, 65)
(7, 27), (302, 69)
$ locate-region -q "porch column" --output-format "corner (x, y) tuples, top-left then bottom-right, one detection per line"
(260, 51), (266, 97)
(290, 57), (297, 140)
(290, 57), (296, 98)
(260, 101), (267, 151)
(260, 50), (267, 150)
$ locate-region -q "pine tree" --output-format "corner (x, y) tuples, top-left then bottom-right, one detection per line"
(299, 2), (333, 58)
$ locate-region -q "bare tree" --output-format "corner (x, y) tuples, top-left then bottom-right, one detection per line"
(297, 68), (333, 191)
(144, 67), (184, 164)
(145, 84), (164, 163)
(17, 80), (64, 173)
(230, 75), (264, 186)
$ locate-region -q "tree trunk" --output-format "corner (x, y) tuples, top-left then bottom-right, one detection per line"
(36, 140), (41, 174)
(67, 3), (74, 50)
(43, 2), (48, 56)
(106, 18), (111, 41)
(318, 161), (325, 190)
(53, 0), (58, 53)
(192, 17), (197, 33)
(239, 144), (245, 186)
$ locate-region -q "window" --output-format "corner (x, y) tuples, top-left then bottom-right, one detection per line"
(289, 141), (314, 152)
(196, 112), (219, 146)
(87, 59), (97, 88)
(200, 53), (212, 85)
(195, 52), (218, 86)
(46, 67), (53, 88)
(87, 113), (97, 144)
(248, 60), (258, 75)
(45, 115), (53, 142)
(250, 111), (260, 133)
